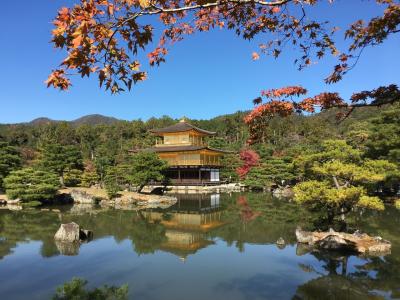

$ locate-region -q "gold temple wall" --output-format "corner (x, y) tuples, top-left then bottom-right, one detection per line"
(158, 150), (222, 166)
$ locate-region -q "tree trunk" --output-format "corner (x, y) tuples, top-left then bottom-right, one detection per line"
(332, 176), (348, 226)
(327, 209), (335, 226)
(340, 207), (346, 222)
(332, 176), (341, 189)
(59, 174), (65, 187)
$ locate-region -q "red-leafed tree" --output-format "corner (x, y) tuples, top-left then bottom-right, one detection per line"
(245, 84), (400, 143)
(236, 149), (260, 178)
(47, 0), (400, 93)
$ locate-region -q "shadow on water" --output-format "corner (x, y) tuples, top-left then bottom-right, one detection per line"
(0, 192), (399, 299)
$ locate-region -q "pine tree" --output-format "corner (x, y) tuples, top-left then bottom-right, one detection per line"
(0, 142), (21, 190)
(366, 104), (400, 163)
(293, 140), (397, 229)
(39, 144), (83, 186)
(64, 169), (83, 187)
(244, 157), (296, 189)
(128, 152), (168, 193)
(4, 168), (60, 203)
(104, 164), (132, 199)
(80, 161), (99, 188)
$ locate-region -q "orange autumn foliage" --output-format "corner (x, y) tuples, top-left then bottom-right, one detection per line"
(245, 84), (400, 143)
(46, 0), (400, 93)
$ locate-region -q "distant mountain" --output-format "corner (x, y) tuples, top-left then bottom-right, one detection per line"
(19, 114), (120, 126)
(72, 114), (119, 126)
(29, 117), (58, 125)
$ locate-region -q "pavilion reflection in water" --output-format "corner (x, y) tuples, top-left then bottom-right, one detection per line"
(142, 194), (225, 260)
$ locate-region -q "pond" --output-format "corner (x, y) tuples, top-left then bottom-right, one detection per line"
(0, 192), (399, 299)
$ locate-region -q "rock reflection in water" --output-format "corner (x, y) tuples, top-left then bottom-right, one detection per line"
(54, 240), (80, 256)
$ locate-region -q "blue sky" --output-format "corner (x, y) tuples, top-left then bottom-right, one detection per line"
(0, 1), (399, 123)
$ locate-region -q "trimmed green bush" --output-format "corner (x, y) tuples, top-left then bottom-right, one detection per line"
(4, 168), (60, 203)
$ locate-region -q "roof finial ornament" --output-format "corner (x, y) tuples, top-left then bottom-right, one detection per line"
(179, 117), (187, 123)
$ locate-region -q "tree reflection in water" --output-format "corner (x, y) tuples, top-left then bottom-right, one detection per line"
(0, 193), (399, 299)
(294, 247), (400, 299)
(237, 196), (262, 223)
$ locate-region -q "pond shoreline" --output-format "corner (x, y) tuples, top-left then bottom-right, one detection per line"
(0, 182), (245, 208)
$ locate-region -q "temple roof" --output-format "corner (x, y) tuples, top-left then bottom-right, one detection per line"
(150, 120), (216, 136)
(140, 145), (230, 153)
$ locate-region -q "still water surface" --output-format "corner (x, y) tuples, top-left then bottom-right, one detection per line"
(0, 193), (399, 299)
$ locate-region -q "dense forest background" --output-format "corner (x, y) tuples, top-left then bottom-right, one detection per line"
(0, 103), (399, 191)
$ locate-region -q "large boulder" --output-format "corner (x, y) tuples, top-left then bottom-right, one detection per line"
(6, 198), (21, 204)
(54, 222), (80, 242)
(295, 227), (391, 256)
(316, 234), (357, 252)
(272, 186), (294, 198)
(54, 222), (93, 243)
(70, 189), (103, 204)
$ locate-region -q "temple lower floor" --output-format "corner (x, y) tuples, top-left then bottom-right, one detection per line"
(163, 166), (221, 185)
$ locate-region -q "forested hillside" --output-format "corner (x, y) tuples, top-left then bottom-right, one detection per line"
(0, 104), (399, 196)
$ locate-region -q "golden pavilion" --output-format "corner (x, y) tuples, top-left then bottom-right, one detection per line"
(144, 119), (228, 185)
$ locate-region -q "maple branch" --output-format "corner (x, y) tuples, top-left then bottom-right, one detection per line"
(104, 0), (294, 66)
(332, 89), (399, 122)
(134, 0), (293, 17)
(310, 96), (399, 113)
(147, 0), (293, 14)
(104, 11), (142, 63)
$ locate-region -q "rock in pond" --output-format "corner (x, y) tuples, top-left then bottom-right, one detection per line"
(276, 237), (286, 249)
(54, 222), (93, 243)
(276, 237), (285, 246)
(295, 227), (391, 256)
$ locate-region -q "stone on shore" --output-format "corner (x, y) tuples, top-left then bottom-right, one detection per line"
(68, 187), (177, 209)
(295, 227), (391, 256)
(273, 186), (294, 198)
(114, 193), (177, 205)
(70, 189), (103, 204)
(6, 198), (21, 204)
